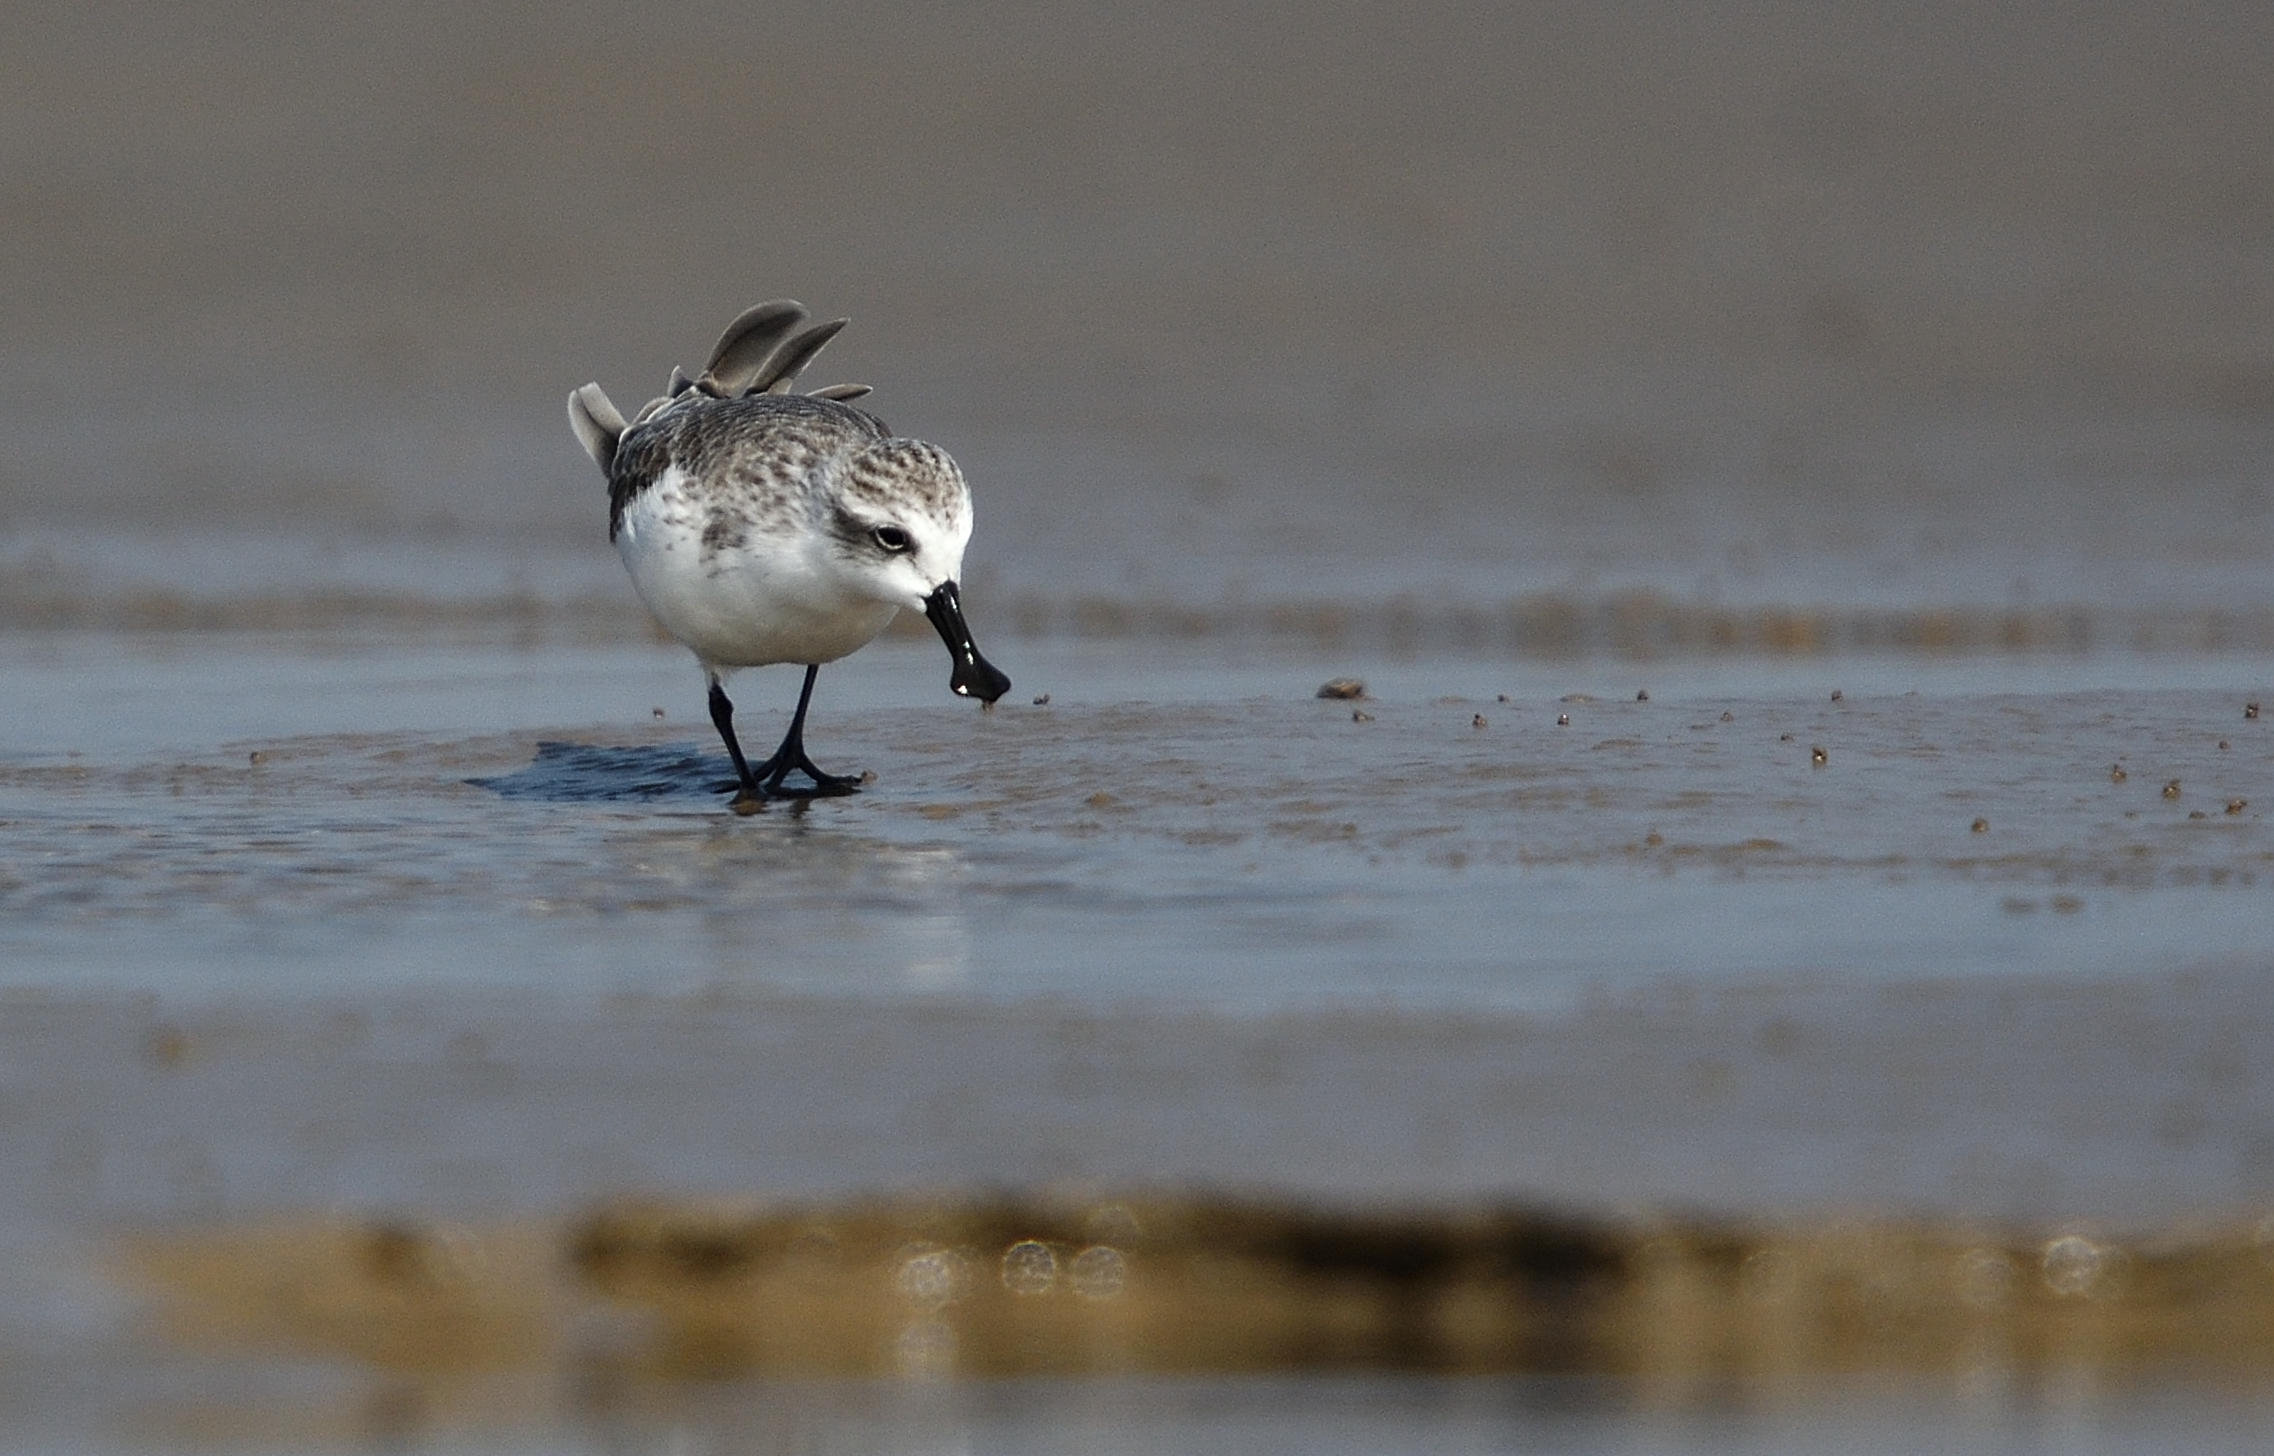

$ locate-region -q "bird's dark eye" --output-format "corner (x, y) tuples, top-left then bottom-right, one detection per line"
(872, 525), (913, 553)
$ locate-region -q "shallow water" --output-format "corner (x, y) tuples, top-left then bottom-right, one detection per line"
(7, 635), (2270, 1013)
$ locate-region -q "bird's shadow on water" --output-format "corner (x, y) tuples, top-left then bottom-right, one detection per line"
(467, 741), (732, 803)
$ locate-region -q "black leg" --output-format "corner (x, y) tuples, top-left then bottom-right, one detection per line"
(707, 678), (765, 806)
(748, 664), (864, 797)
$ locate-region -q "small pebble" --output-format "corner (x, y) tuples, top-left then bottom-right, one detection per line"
(2110, 764), (2127, 782)
(2247, 702), (2260, 720)
(651, 706), (667, 719)
(1317, 678), (1367, 700)
(1636, 689), (1650, 701)
(1471, 714), (1487, 729)
(1830, 689), (1844, 702)
(1720, 710), (1733, 722)
(1351, 709), (1374, 723)
(2228, 798), (2249, 815)
(248, 750), (267, 765)
(2218, 740), (2229, 751)
(1032, 693), (1051, 706)
(1779, 732), (1794, 742)
(1496, 694), (1510, 703)
(1556, 713), (1570, 726)
(1971, 818), (1988, 833)
(1810, 745), (1828, 766)
(2163, 780), (2182, 800)
(860, 770), (879, 785)
(2189, 810), (2207, 820)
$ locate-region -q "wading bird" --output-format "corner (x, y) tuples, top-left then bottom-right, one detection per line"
(568, 301), (1010, 808)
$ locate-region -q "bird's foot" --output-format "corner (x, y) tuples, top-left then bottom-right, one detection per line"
(753, 750), (865, 798)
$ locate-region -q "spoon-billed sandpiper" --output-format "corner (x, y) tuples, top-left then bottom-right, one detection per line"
(568, 300), (1010, 808)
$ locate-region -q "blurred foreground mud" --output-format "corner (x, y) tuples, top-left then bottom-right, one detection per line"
(122, 1196), (2274, 1383)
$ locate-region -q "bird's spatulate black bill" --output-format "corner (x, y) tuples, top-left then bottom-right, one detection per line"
(923, 581), (1011, 703)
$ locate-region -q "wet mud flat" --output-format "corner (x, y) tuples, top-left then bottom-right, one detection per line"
(5, 667), (2269, 1005)
(2, 657), (2273, 1449)
(2, 674), (2270, 1216)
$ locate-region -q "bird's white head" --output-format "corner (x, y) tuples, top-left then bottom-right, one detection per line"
(827, 437), (975, 609)
(824, 436), (1010, 703)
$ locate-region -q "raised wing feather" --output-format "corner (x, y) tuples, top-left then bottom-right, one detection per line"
(755, 318), (848, 394)
(567, 383), (627, 472)
(697, 300), (809, 397)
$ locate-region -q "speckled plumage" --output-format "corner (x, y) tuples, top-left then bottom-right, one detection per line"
(607, 392), (890, 549)
(567, 299), (1009, 804)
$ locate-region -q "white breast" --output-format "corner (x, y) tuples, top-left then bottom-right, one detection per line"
(614, 466), (900, 670)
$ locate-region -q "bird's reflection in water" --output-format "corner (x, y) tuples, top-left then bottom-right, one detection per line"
(474, 751), (986, 996)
